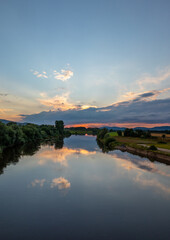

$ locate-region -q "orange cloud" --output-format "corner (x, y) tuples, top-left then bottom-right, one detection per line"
(38, 92), (78, 111)
(31, 179), (46, 187)
(0, 108), (23, 121)
(38, 146), (96, 167)
(51, 177), (71, 189)
(38, 92), (97, 111)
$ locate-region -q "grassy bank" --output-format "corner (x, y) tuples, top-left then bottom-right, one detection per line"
(97, 129), (170, 161)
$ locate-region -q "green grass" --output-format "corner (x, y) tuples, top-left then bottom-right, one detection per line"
(107, 132), (118, 137)
(114, 136), (170, 151)
(154, 143), (170, 150)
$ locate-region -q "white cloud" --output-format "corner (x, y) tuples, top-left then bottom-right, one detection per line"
(137, 67), (170, 89)
(31, 70), (48, 79)
(40, 92), (47, 98)
(53, 69), (73, 81)
(33, 71), (39, 75)
(31, 67), (73, 81)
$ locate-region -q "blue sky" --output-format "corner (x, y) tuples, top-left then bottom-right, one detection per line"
(0, 0), (170, 126)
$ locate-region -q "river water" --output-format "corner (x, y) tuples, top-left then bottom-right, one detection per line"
(0, 135), (170, 240)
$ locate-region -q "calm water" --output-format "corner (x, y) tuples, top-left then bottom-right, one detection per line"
(0, 135), (170, 240)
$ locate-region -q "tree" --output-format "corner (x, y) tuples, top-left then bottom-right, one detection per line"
(97, 128), (108, 139)
(117, 130), (122, 136)
(55, 120), (64, 136)
(124, 128), (134, 137)
(162, 134), (166, 141)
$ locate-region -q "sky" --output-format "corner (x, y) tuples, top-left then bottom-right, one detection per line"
(0, 0), (170, 127)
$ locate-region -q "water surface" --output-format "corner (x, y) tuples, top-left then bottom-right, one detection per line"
(0, 135), (170, 240)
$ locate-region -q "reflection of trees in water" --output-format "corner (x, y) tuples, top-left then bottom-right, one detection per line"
(97, 138), (170, 166)
(54, 139), (64, 149)
(0, 143), (41, 175)
(96, 139), (110, 153)
(0, 139), (64, 175)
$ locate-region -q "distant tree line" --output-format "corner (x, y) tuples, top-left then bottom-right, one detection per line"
(123, 128), (151, 138)
(65, 127), (99, 135)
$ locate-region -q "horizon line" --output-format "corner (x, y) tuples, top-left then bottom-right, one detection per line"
(65, 122), (170, 128)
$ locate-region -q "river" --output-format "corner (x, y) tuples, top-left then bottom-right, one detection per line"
(0, 135), (170, 240)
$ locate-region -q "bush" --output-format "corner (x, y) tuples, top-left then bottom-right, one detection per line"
(158, 141), (167, 144)
(149, 145), (157, 151)
(104, 137), (116, 146)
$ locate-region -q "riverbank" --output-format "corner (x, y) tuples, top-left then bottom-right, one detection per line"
(115, 145), (170, 165)
(96, 130), (170, 164)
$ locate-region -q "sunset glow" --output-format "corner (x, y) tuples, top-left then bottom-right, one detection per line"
(66, 122), (170, 129)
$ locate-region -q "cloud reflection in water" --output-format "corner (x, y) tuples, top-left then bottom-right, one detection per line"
(51, 177), (71, 190)
(110, 151), (170, 196)
(37, 146), (96, 167)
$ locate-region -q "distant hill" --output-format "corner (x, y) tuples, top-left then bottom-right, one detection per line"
(101, 126), (170, 131)
(0, 119), (11, 124)
(0, 119), (27, 125)
(150, 126), (170, 131)
(101, 126), (126, 131)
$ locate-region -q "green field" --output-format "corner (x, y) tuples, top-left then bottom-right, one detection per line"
(107, 132), (118, 137)
(114, 136), (170, 151)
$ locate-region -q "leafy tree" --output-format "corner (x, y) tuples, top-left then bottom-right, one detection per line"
(162, 134), (166, 141)
(117, 130), (122, 136)
(97, 128), (108, 140)
(55, 120), (64, 136)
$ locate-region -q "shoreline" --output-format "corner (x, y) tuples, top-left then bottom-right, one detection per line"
(115, 145), (170, 165)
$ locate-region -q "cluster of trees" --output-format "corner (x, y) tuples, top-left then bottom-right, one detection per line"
(65, 127), (99, 135)
(124, 128), (151, 138)
(97, 128), (108, 140)
(97, 128), (117, 152)
(0, 120), (68, 153)
(97, 128), (152, 141)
